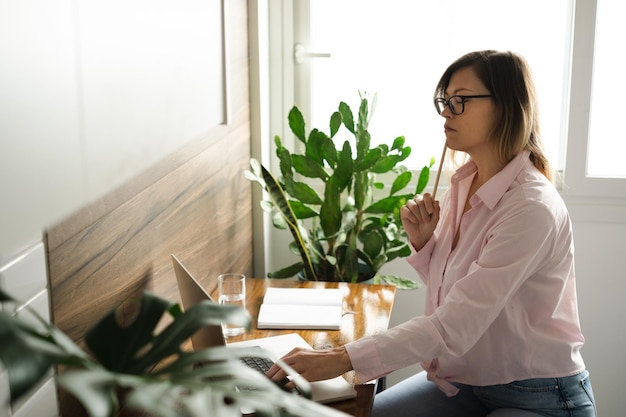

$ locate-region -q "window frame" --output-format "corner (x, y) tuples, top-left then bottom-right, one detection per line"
(563, 0), (626, 200)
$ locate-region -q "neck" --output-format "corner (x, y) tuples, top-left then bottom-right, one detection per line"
(470, 150), (507, 188)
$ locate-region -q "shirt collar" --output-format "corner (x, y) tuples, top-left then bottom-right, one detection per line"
(451, 150), (531, 210)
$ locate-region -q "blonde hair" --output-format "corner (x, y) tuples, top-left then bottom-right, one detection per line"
(435, 50), (554, 182)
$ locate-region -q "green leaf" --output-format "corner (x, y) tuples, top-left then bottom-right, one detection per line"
(260, 165), (318, 281)
(329, 111), (342, 138)
(372, 254), (388, 272)
(57, 370), (119, 417)
(291, 154), (328, 179)
(377, 274), (421, 290)
(353, 171), (370, 210)
(416, 165), (431, 194)
(400, 146), (412, 161)
(131, 300), (250, 374)
(288, 106), (306, 143)
(276, 144), (293, 179)
(357, 96), (370, 133)
(354, 147), (382, 172)
(338, 101), (354, 133)
(334, 141), (354, 191)
(259, 200), (274, 213)
(361, 230), (383, 262)
(306, 129), (327, 165)
(289, 200), (319, 219)
(371, 155), (400, 173)
(85, 292), (175, 373)
(390, 171), (412, 195)
(268, 262), (305, 279)
(322, 136), (338, 168)
(244, 159), (264, 187)
(0, 289), (92, 403)
(271, 211), (288, 229)
(364, 195), (406, 214)
(290, 181), (323, 205)
(0, 313), (55, 402)
(320, 176), (342, 237)
(340, 233), (360, 283)
(391, 136), (405, 151)
(385, 243), (412, 262)
(356, 130), (371, 161)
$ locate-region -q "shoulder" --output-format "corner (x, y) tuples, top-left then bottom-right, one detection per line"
(501, 165), (569, 230)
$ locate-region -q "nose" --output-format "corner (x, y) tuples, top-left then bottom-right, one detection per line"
(439, 105), (452, 117)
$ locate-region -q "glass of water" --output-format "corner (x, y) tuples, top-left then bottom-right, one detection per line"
(217, 273), (246, 337)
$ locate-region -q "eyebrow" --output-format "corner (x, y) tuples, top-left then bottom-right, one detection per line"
(446, 87), (474, 96)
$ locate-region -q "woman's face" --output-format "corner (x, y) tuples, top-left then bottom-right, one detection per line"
(439, 66), (498, 158)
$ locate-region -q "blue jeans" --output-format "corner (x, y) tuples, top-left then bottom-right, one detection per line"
(372, 370), (596, 417)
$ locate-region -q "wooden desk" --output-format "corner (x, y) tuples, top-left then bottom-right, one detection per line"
(217, 278), (396, 417)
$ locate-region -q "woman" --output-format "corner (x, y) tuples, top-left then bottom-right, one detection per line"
(267, 50), (596, 417)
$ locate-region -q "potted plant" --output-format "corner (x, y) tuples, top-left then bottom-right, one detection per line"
(246, 94), (434, 289)
(0, 289), (348, 417)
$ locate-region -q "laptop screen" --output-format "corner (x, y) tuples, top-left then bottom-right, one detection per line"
(171, 254), (226, 350)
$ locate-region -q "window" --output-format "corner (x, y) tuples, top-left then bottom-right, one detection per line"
(267, 0), (626, 200)
(298, 0), (571, 172)
(587, 0), (626, 178)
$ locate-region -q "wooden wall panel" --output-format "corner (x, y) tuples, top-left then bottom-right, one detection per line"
(46, 122), (253, 343)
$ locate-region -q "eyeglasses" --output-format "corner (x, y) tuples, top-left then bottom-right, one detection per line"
(434, 95), (493, 115)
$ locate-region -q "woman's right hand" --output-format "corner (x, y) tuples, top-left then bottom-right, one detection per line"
(400, 193), (440, 252)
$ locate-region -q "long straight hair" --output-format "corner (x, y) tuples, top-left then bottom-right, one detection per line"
(434, 50), (554, 182)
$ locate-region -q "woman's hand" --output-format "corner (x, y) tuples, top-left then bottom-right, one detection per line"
(401, 193), (440, 252)
(266, 346), (353, 386)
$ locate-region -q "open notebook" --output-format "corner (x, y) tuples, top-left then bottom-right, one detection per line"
(171, 254), (356, 403)
(257, 287), (344, 330)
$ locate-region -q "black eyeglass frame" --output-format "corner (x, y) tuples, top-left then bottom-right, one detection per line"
(434, 94), (494, 115)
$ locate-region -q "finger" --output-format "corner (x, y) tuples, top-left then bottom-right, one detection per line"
(267, 366), (287, 383)
(401, 203), (419, 223)
(421, 193), (435, 215)
(281, 347), (305, 360)
(432, 200), (441, 222)
(266, 363), (280, 378)
(415, 198), (432, 221)
(405, 198), (425, 218)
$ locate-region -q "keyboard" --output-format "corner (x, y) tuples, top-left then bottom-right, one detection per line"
(240, 348), (290, 387)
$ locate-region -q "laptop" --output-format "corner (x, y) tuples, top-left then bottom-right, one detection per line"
(171, 254), (356, 403)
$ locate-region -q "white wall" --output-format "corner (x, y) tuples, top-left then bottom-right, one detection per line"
(565, 202), (626, 415)
(0, 0), (223, 259)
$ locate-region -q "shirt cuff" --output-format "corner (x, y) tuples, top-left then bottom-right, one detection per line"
(345, 338), (386, 384)
(407, 237), (436, 283)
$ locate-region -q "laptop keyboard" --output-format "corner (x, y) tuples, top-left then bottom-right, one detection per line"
(241, 355), (273, 372)
(240, 352), (290, 386)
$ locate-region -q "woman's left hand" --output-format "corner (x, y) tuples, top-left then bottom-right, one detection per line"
(266, 346), (353, 385)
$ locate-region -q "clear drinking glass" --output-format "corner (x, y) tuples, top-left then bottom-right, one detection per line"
(217, 273), (246, 337)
